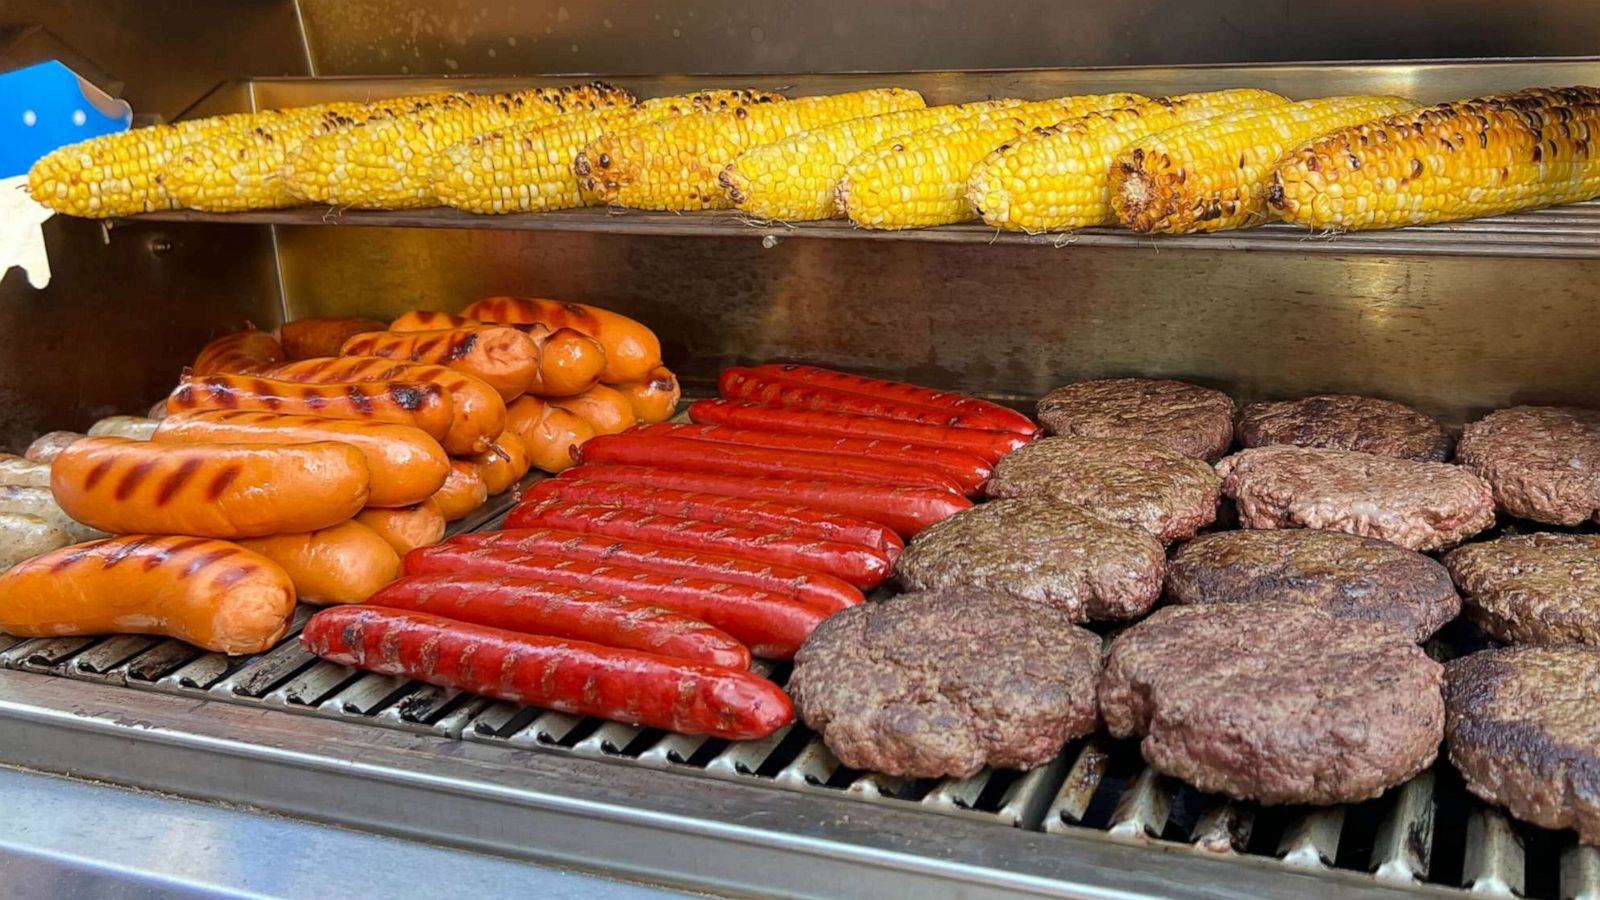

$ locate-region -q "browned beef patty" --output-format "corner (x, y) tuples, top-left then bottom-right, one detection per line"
(1167, 529), (1459, 642)
(1216, 445), (1495, 551)
(790, 588), (1102, 779)
(1457, 406), (1600, 526)
(1446, 645), (1600, 844)
(1445, 533), (1600, 645)
(985, 437), (1219, 542)
(1237, 394), (1450, 462)
(1036, 378), (1236, 463)
(1099, 603), (1443, 805)
(895, 496), (1165, 622)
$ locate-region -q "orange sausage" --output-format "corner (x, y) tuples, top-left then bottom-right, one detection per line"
(614, 367), (681, 424)
(192, 327), (286, 376)
(265, 357), (504, 456)
(473, 432), (531, 495)
(0, 535), (296, 654)
(433, 461), (489, 522)
(151, 410), (448, 508)
(551, 383), (637, 436)
(356, 499), (446, 554)
(275, 317), (386, 360)
(388, 310), (478, 332)
(238, 521), (399, 605)
(340, 326), (538, 402)
(506, 396), (594, 474)
(461, 297), (661, 384)
(167, 373), (454, 443)
(529, 327), (607, 397)
(51, 436), (369, 539)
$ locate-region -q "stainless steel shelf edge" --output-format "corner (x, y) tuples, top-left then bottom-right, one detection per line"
(0, 670), (1461, 900)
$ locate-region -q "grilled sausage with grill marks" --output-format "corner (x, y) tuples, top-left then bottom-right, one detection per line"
(192, 326), (285, 375)
(688, 400), (1027, 464)
(265, 356), (503, 455)
(719, 368), (1008, 431)
(340, 326), (538, 401)
(275, 317), (384, 360)
(460, 297), (660, 384)
(167, 373), (454, 442)
(749, 364), (1037, 435)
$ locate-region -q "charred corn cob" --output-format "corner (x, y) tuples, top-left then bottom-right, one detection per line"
(966, 89), (1288, 232)
(837, 93), (1147, 230)
(1268, 86), (1600, 231)
(575, 88), (926, 211)
(435, 90), (785, 214)
(162, 94), (458, 212)
(720, 99), (1026, 221)
(1109, 94), (1415, 234)
(283, 82), (635, 209)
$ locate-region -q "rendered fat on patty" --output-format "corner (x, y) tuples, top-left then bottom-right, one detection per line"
(1237, 393), (1449, 462)
(1457, 406), (1600, 526)
(1446, 532), (1600, 645)
(1036, 378), (1236, 463)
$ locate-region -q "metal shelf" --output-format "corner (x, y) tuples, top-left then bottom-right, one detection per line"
(124, 201), (1600, 259)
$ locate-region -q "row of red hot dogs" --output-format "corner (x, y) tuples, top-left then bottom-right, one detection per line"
(297, 363), (1038, 740)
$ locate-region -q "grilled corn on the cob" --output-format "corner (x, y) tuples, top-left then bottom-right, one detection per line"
(720, 100), (1026, 221)
(575, 88), (926, 211)
(965, 89), (1288, 232)
(1268, 86), (1600, 231)
(837, 93), (1147, 230)
(161, 94), (460, 212)
(283, 82), (635, 209)
(1109, 94), (1416, 234)
(434, 90), (785, 215)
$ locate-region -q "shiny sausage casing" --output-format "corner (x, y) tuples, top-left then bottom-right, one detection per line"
(0, 535), (296, 654)
(432, 460), (488, 522)
(529, 327), (607, 397)
(0, 513), (71, 572)
(167, 373), (454, 442)
(614, 367), (681, 424)
(688, 400), (1028, 464)
(0, 485), (105, 542)
(368, 574), (751, 669)
(719, 367), (1013, 432)
(473, 432), (531, 495)
(356, 500), (446, 554)
(25, 431), (85, 462)
(86, 416), (160, 440)
(152, 410), (448, 508)
(460, 297), (660, 384)
(265, 356), (504, 455)
(387, 310), (476, 332)
(340, 326), (538, 402)
(275, 317), (385, 360)
(0, 454), (52, 488)
(51, 436), (369, 539)
(505, 396), (593, 473)
(749, 363), (1038, 435)
(302, 606), (791, 739)
(551, 383), (636, 436)
(192, 327), (286, 376)
(238, 521), (399, 605)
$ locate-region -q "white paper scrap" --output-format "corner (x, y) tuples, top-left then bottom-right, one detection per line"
(0, 174), (55, 290)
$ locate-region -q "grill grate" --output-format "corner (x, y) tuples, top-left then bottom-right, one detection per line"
(3, 485), (1598, 897)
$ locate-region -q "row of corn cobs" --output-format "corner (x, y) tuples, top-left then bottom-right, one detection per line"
(26, 80), (1600, 233)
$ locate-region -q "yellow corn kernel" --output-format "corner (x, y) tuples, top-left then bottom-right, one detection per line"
(283, 82), (635, 209)
(575, 88), (925, 211)
(966, 88), (1288, 232)
(1109, 94), (1416, 234)
(837, 93), (1147, 230)
(720, 99), (1026, 221)
(1269, 86), (1600, 230)
(435, 90), (785, 215)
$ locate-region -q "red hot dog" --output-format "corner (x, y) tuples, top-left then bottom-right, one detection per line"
(403, 545), (828, 659)
(302, 606), (791, 739)
(720, 367), (1007, 431)
(687, 400), (1028, 464)
(451, 526), (864, 611)
(749, 363), (1037, 435)
(367, 574), (750, 669)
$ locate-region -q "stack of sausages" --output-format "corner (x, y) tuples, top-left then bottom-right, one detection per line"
(0, 297), (672, 659)
(299, 363), (1033, 738)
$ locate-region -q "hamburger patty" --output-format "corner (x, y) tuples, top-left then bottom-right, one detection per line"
(1456, 406), (1600, 525)
(1445, 532), (1600, 645)
(985, 436), (1220, 542)
(1446, 645), (1600, 844)
(1216, 445), (1495, 551)
(1099, 603), (1444, 805)
(1237, 394), (1450, 462)
(790, 588), (1102, 779)
(895, 496), (1165, 622)
(1036, 378), (1236, 462)
(1167, 529), (1460, 642)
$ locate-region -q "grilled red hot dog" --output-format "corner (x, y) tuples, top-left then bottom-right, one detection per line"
(302, 606), (790, 739)
(688, 400), (1028, 464)
(506, 501), (891, 590)
(720, 367), (1007, 432)
(749, 364), (1037, 435)
(451, 526), (864, 611)
(559, 465), (970, 537)
(368, 574), (750, 668)
(523, 477), (903, 555)
(404, 545), (827, 659)
(635, 422), (992, 495)
(579, 433), (963, 495)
